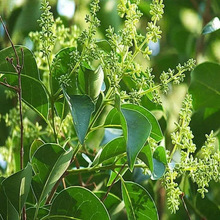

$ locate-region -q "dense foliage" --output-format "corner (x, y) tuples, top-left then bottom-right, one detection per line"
(0, 0), (220, 219)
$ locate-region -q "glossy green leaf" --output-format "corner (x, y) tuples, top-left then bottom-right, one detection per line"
(0, 178), (19, 220)
(121, 108), (152, 170)
(122, 104), (163, 141)
(48, 186), (110, 220)
(2, 163), (32, 215)
(63, 89), (95, 144)
(94, 191), (121, 212)
(31, 144), (73, 203)
(202, 17), (220, 34)
(99, 137), (126, 164)
(104, 107), (121, 127)
(0, 46), (39, 79)
(122, 181), (158, 220)
(29, 139), (44, 160)
(153, 146), (167, 165)
(189, 62), (220, 110)
(151, 159), (166, 180)
(81, 64), (104, 100)
(0, 46), (49, 120)
(138, 145), (154, 172)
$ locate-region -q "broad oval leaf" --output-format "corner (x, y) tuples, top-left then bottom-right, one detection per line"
(202, 17), (220, 35)
(121, 108), (152, 170)
(0, 46), (49, 120)
(189, 62), (220, 110)
(2, 163), (32, 215)
(31, 143), (73, 203)
(122, 181), (158, 220)
(63, 89), (95, 144)
(48, 186), (110, 220)
(99, 137), (126, 164)
(122, 104), (163, 141)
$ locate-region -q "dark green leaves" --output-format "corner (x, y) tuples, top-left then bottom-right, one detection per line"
(31, 144), (73, 203)
(48, 187), (110, 220)
(121, 108), (152, 170)
(202, 17), (220, 35)
(1, 163), (32, 215)
(63, 89), (95, 144)
(189, 62), (220, 110)
(122, 181), (158, 220)
(0, 46), (49, 120)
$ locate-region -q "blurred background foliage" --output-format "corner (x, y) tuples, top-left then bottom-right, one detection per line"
(0, 0), (220, 219)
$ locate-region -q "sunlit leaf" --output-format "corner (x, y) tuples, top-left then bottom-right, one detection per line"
(48, 186), (110, 220)
(122, 181), (158, 220)
(2, 163), (32, 215)
(31, 144), (73, 203)
(202, 17), (220, 35)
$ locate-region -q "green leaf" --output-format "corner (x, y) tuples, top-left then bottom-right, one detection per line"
(63, 88), (95, 144)
(202, 17), (220, 35)
(2, 163), (32, 215)
(51, 47), (78, 95)
(29, 139), (44, 160)
(26, 207), (49, 220)
(31, 144), (73, 203)
(0, 46), (39, 79)
(0, 46), (49, 120)
(0, 178), (19, 220)
(95, 40), (112, 53)
(189, 62), (220, 110)
(81, 64), (104, 100)
(151, 158), (166, 180)
(138, 145), (154, 172)
(48, 186), (110, 220)
(121, 108), (152, 170)
(122, 104), (163, 141)
(153, 146), (167, 165)
(121, 181), (158, 220)
(94, 191), (121, 213)
(99, 137), (126, 164)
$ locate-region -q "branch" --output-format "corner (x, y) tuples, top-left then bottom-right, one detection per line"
(0, 16), (26, 220)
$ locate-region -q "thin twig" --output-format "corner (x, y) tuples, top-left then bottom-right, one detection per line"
(180, 193), (191, 220)
(101, 163), (126, 202)
(0, 17), (25, 220)
(0, 16), (20, 66)
(18, 48), (24, 170)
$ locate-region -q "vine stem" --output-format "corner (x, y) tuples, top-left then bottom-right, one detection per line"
(0, 16), (26, 220)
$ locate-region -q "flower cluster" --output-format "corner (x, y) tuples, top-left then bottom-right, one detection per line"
(37, 0), (56, 58)
(160, 59), (196, 94)
(163, 94), (220, 213)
